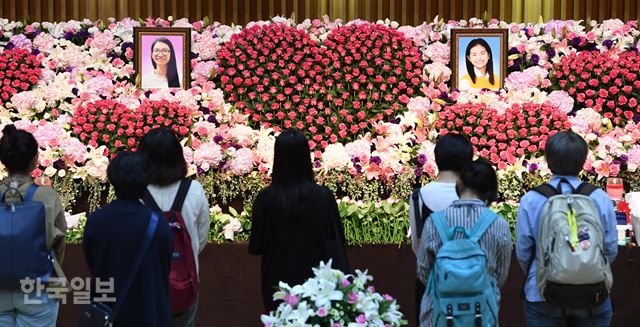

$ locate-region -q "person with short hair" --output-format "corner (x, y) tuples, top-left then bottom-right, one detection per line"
(516, 130), (617, 326)
(249, 128), (348, 312)
(416, 160), (512, 326)
(138, 127), (210, 327)
(83, 151), (172, 326)
(0, 124), (67, 327)
(409, 133), (473, 324)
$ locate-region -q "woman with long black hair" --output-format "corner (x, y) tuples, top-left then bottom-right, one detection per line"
(142, 37), (182, 88)
(249, 128), (349, 312)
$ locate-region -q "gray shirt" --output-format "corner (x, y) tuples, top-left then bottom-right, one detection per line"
(416, 199), (512, 326)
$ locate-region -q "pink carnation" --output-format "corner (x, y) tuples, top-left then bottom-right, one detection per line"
(13, 120), (38, 134)
(182, 146), (194, 165)
(569, 108), (602, 135)
(344, 138), (371, 161)
(84, 75), (114, 95)
(505, 66), (548, 90)
(423, 62), (451, 83)
(11, 91), (41, 113)
(424, 42), (450, 64)
(545, 90), (574, 114)
(228, 148), (253, 175)
(194, 30), (220, 61)
(193, 142), (223, 169)
(33, 33), (56, 53)
(9, 34), (33, 50)
(33, 122), (63, 148)
(626, 145), (640, 171)
(60, 138), (88, 163)
(407, 96), (432, 116)
(192, 61), (217, 81)
(89, 30), (116, 53)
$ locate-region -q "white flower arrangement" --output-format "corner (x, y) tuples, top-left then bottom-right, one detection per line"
(261, 260), (406, 327)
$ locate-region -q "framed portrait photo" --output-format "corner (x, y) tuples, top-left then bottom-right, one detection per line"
(451, 29), (508, 91)
(134, 27), (191, 90)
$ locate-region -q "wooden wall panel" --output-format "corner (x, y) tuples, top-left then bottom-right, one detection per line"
(0, 0), (637, 26)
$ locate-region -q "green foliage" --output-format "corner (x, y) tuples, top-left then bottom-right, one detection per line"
(338, 199), (410, 246)
(65, 214), (87, 244)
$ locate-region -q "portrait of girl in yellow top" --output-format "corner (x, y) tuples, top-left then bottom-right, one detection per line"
(459, 38), (499, 90)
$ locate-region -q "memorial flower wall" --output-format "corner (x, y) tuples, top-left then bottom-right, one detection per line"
(1, 16), (639, 243)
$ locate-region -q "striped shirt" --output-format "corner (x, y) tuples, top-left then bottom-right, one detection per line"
(416, 199), (512, 327)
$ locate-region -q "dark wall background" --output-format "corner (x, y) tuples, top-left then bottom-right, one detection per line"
(1, 0), (638, 26)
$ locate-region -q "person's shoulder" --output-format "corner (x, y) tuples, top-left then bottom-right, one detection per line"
(186, 178), (206, 195)
(33, 184), (61, 201)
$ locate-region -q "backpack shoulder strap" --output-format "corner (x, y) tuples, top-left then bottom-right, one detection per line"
(23, 184), (39, 202)
(171, 178), (192, 212)
(412, 187), (430, 237)
(574, 182), (598, 196)
(431, 211), (451, 244)
(142, 189), (161, 212)
(532, 183), (558, 198)
(469, 208), (498, 243)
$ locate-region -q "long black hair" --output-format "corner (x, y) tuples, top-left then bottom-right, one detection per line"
(0, 124), (38, 174)
(138, 127), (187, 186)
(151, 37), (181, 88)
(465, 38), (495, 85)
(268, 128), (317, 216)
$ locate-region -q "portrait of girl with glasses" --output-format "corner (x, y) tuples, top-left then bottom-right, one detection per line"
(141, 37), (182, 89)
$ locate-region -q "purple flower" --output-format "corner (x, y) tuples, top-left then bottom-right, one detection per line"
(351, 157), (360, 164)
(522, 160), (529, 167)
(356, 314), (367, 324)
(199, 106), (210, 115)
(603, 39), (614, 49)
(508, 47), (520, 55)
(355, 164), (362, 174)
(620, 154), (629, 162)
(283, 294), (299, 306)
(530, 54), (540, 65)
(612, 160), (621, 166)
(417, 154), (427, 165)
(370, 156), (381, 165)
(63, 31), (74, 40)
(207, 115), (217, 123)
(76, 30), (90, 40)
(414, 168), (423, 177)
(54, 159), (66, 170)
(196, 167), (205, 175)
(571, 37), (582, 47)
(545, 48), (556, 59)
(348, 292), (358, 304)
(316, 306), (328, 317)
(314, 160), (322, 168)
(213, 135), (223, 143)
(31, 48), (40, 55)
(340, 279), (351, 288)
(633, 114), (640, 124)
(528, 163), (539, 173)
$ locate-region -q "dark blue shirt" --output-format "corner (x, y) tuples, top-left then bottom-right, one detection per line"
(83, 199), (172, 326)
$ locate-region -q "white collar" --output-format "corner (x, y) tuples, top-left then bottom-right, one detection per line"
(473, 67), (490, 78)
